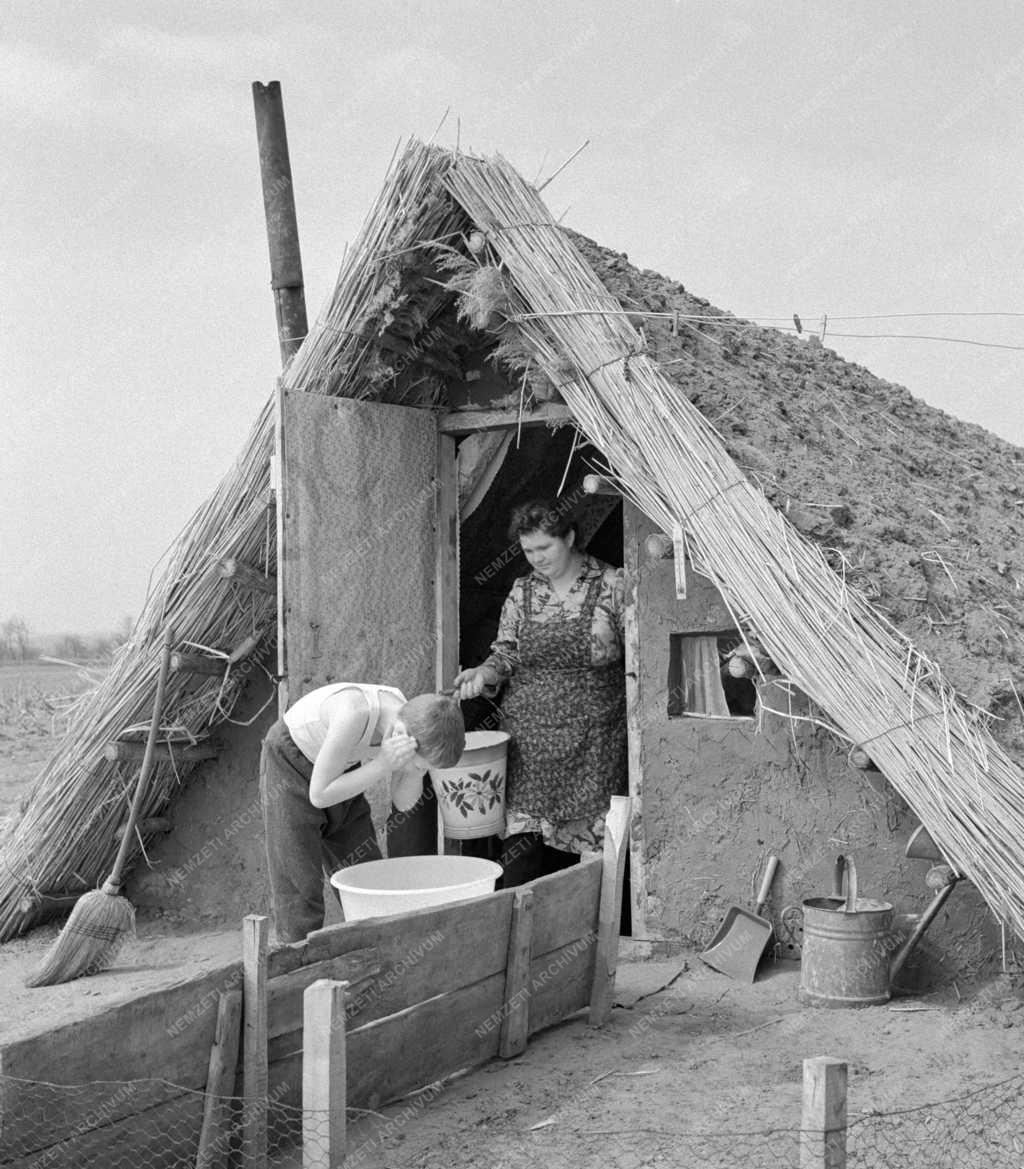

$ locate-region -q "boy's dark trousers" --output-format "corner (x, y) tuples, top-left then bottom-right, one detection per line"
(260, 719), (437, 943)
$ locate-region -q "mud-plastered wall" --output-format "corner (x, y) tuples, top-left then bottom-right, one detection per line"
(127, 674), (276, 927)
(626, 504), (997, 986)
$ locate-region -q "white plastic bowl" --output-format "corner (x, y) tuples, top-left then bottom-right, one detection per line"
(330, 855), (503, 921)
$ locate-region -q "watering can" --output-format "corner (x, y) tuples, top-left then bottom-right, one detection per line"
(798, 856), (894, 1007)
(797, 852), (959, 1007)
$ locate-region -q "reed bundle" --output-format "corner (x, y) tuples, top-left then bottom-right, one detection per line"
(443, 153), (1024, 938)
(283, 143), (468, 400)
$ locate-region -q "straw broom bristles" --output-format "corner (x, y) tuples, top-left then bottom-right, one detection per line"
(442, 151), (1024, 938)
(25, 628), (176, 986)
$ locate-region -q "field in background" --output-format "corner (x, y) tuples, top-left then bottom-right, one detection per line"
(0, 662), (100, 825)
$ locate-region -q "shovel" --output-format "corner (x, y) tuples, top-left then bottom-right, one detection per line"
(700, 855), (779, 983)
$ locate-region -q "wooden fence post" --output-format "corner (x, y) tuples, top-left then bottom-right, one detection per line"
(195, 988), (243, 1169)
(588, 796), (632, 1025)
(243, 914), (270, 1169)
(801, 1056), (847, 1169)
(303, 979), (349, 1168)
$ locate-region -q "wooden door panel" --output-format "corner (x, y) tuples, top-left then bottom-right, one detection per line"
(276, 391), (439, 710)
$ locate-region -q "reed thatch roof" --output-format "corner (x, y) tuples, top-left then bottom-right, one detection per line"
(2, 140), (1021, 944)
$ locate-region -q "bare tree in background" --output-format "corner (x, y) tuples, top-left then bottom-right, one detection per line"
(0, 617), (31, 662)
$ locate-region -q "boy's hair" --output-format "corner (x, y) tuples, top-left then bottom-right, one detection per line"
(400, 694), (465, 769)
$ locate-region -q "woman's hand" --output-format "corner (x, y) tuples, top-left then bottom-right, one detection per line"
(451, 665), (498, 702)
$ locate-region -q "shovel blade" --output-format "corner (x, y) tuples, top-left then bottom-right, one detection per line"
(699, 907), (773, 983)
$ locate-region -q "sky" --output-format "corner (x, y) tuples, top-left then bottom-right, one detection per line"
(3, 1), (1023, 634)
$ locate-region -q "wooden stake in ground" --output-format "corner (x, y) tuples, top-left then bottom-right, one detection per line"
(24, 627), (175, 987)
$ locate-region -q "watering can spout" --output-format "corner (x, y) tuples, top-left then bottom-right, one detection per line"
(889, 863), (960, 982)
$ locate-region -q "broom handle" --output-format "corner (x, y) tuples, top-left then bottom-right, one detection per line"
(105, 627), (175, 892)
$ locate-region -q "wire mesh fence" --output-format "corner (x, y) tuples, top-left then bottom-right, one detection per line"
(1, 1067), (1021, 1167)
(847, 1071), (1024, 1168)
(0, 1073), (321, 1169)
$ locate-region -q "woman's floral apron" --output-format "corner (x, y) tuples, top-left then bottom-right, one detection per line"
(502, 573), (626, 825)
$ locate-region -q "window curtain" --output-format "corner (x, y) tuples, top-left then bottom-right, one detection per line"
(681, 636), (730, 716)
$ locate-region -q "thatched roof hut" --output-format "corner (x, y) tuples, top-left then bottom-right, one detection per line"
(3, 141), (1021, 976)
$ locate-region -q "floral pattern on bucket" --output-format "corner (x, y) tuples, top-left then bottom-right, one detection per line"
(442, 769), (504, 819)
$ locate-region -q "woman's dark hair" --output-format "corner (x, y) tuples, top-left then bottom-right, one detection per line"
(507, 498), (577, 543)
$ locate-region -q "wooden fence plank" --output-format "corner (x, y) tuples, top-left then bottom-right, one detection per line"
(270, 896), (512, 1017)
(499, 888), (534, 1059)
(195, 988), (242, 1169)
(528, 936), (600, 1037)
(268, 894), (511, 981)
(589, 797), (632, 1025)
(266, 946), (380, 1040)
(345, 973), (505, 1110)
(529, 856), (603, 956)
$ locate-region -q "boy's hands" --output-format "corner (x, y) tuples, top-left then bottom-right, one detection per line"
(380, 728), (418, 772)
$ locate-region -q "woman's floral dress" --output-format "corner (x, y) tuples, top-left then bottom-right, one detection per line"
(482, 555), (627, 854)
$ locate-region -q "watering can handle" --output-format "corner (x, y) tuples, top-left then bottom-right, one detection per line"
(841, 855), (859, 914)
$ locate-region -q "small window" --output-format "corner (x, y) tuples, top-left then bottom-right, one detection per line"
(668, 633), (757, 718)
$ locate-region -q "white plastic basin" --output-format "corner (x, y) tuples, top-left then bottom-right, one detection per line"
(330, 855), (503, 921)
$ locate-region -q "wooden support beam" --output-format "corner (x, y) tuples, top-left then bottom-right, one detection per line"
(589, 796), (632, 1025)
(582, 473), (620, 496)
(217, 557), (277, 597)
(243, 914), (269, 1169)
(623, 506), (649, 939)
(499, 887), (534, 1059)
(435, 431), (459, 692)
(195, 989), (243, 1169)
(302, 979), (349, 1169)
(437, 402), (573, 435)
(104, 740), (218, 763)
(800, 1057), (847, 1169)
(252, 81), (308, 364)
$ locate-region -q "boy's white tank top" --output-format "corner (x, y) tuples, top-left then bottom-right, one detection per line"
(283, 682), (406, 765)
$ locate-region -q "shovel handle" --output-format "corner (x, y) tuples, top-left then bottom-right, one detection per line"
(754, 855), (780, 915)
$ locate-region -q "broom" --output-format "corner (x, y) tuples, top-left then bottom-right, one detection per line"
(25, 627), (175, 987)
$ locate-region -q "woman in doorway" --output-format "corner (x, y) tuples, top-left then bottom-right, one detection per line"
(260, 684), (464, 943)
(453, 499), (627, 886)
